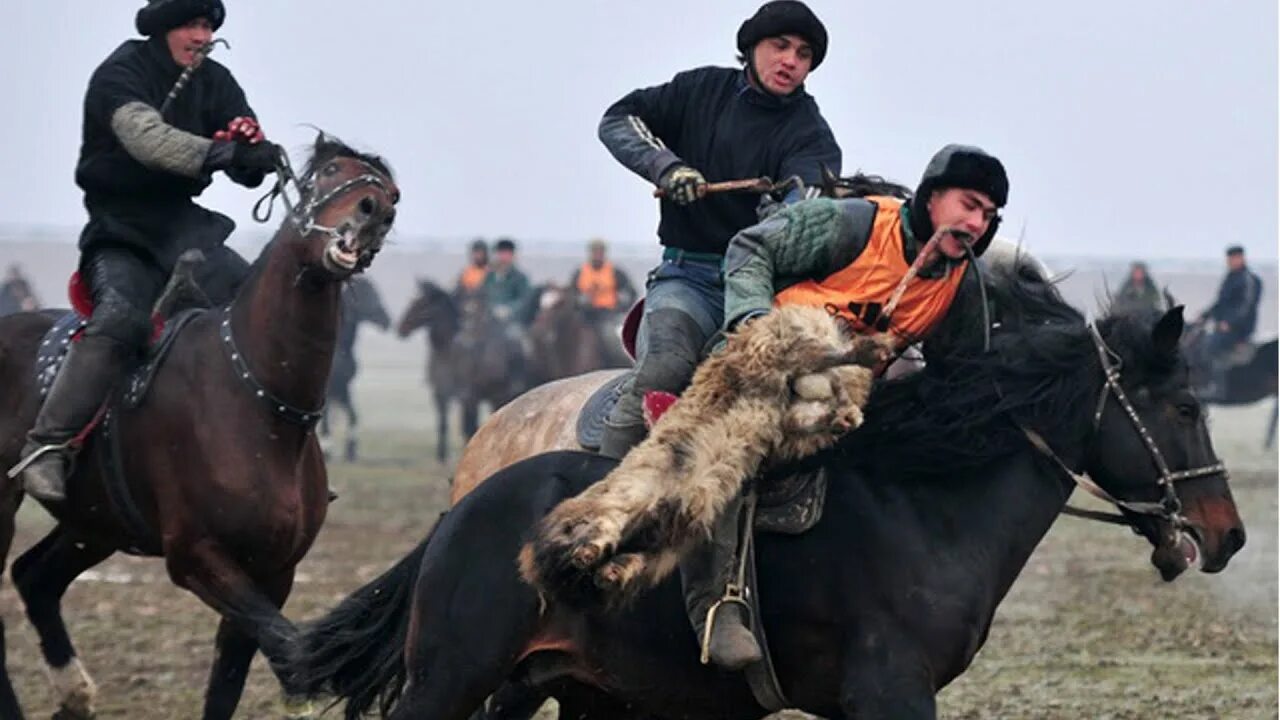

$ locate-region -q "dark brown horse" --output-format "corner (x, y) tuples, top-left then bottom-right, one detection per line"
(398, 281), (527, 462)
(0, 135), (399, 720)
(527, 284), (630, 385)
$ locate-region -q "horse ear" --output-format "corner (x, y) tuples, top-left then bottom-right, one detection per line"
(1152, 305), (1185, 356)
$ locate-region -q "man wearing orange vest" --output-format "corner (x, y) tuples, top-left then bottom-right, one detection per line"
(455, 238), (489, 298)
(570, 238), (638, 315)
(681, 144), (1009, 670)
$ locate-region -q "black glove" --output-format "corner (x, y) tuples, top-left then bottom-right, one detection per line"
(658, 164), (706, 206)
(229, 141), (281, 174)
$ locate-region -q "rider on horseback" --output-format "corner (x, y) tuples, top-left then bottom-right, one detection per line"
(455, 238), (490, 299)
(1197, 245), (1263, 400)
(686, 144), (1010, 670)
(570, 238), (638, 330)
(596, 0), (841, 459)
(12, 0), (281, 503)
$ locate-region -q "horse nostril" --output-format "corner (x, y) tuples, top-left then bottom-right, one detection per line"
(1224, 527), (1246, 555)
(358, 196), (376, 216)
(382, 209), (397, 227)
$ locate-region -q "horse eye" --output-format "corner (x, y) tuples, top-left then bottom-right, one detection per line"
(323, 163), (339, 176)
(1176, 403), (1199, 421)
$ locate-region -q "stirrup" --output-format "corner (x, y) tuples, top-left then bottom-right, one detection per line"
(699, 582), (752, 666)
(6, 440), (72, 480)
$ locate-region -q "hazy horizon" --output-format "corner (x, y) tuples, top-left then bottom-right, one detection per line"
(3, 1), (1277, 261)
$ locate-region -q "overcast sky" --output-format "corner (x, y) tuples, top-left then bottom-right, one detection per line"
(2, 0), (1276, 260)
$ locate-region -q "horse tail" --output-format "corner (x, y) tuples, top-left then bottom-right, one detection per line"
(287, 512), (444, 719)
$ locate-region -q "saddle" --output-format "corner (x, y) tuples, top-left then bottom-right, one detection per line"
(30, 252), (213, 553)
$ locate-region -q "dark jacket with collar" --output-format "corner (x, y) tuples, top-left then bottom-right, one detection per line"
(599, 65), (841, 255)
(76, 37), (259, 271)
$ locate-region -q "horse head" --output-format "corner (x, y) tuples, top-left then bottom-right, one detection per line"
(397, 279), (455, 338)
(274, 132), (399, 280)
(1089, 303), (1246, 580)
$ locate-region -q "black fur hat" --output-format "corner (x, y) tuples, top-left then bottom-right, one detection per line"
(136, 0), (226, 36)
(737, 1), (828, 70)
(910, 145), (1009, 257)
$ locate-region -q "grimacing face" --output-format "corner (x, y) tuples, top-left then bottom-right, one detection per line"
(751, 34), (812, 95)
(927, 188), (997, 259)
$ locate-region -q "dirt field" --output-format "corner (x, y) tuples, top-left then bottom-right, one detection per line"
(2, 318), (1275, 720)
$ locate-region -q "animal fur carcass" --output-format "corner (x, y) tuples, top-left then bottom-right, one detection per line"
(520, 305), (891, 604)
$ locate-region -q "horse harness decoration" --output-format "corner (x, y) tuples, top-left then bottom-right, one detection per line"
(1026, 323), (1226, 536)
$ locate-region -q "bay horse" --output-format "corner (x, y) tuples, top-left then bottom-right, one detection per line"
(526, 284), (630, 386)
(398, 282), (527, 463)
(0, 134), (399, 720)
(287, 263), (1245, 720)
(321, 275), (391, 462)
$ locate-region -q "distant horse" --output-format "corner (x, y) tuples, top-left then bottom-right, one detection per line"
(321, 275), (391, 462)
(0, 135), (399, 720)
(287, 263), (1245, 720)
(1181, 319), (1278, 447)
(527, 284), (630, 385)
(397, 281), (527, 463)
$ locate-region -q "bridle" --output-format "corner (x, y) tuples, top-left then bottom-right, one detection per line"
(1024, 323), (1226, 532)
(253, 145), (397, 257)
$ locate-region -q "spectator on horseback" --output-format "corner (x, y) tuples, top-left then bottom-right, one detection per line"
(0, 264), (39, 316)
(455, 238), (490, 299)
(1114, 261), (1169, 314)
(484, 237), (535, 330)
(10, 0), (281, 503)
(570, 238), (638, 319)
(682, 144), (1010, 670)
(1198, 245), (1263, 398)
(596, 0), (841, 459)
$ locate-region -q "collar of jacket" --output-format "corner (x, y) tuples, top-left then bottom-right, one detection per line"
(736, 68), (808, 109)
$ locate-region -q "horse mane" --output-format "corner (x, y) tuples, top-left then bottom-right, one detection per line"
(842, 260), (1161, 477)
(821, 170), (912, 200)
(302, 131), (395, 181)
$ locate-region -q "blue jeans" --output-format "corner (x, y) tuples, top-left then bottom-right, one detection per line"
(599, 254), (724, 458)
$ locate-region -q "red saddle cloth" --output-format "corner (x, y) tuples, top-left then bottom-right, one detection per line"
(68, 272), (164, 343)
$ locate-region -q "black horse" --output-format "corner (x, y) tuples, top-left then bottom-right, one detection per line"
(321, 275), (391, 461)
(1179, 318), (1278, 446)
(289, 262), (1246, 720)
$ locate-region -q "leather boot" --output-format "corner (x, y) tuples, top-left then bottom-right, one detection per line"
(681, 494), (762, 670)
(9, 335), (130, 502)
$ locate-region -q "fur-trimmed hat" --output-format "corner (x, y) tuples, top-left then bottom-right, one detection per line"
(136, 0), (225, 37)
(910, 145), (1009, 257)
(737, 1), (828, 70)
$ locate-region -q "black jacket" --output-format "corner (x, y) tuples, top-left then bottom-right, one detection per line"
(599, 66), (840, 255)
(1207, 267), (1263, 339)
(76, 37), (259, 271)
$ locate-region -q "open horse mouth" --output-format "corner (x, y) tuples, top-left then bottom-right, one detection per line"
(324, 233), (363, 273)
(1150, 527), (1204, 582)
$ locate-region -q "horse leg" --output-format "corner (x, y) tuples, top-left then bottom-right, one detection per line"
(0, 480), (24, 720)
(11, 526), (114, 719)
(344, 399), (359, 463)
(1265, 398), (1277, 450)
(839, 646), (936, 720)
(199, 571), (298, 720)
(172, 550), (307, 716)
(436, 390), (451, 463)
(462, 399), (480, 440)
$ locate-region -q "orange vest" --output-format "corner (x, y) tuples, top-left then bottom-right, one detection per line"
(774, 197), (966, 349)
(577, 261), (619, 309)
(458, 265), (487, 291)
